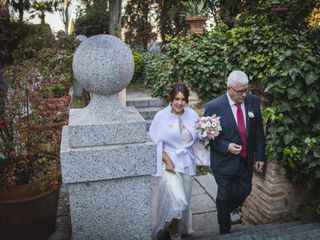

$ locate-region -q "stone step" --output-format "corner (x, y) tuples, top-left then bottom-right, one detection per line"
(138, 106), (162, 121)
(184, 221), (320, 240)
(126, 97), (163, 108)
(216, 221), (320, 240)
(143, 119), (152, 132)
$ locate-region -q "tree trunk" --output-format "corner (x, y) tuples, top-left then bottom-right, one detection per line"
(63, 4), (69, 32)
(141, 2), (149, 50)
(109, 0), (122, 37)
(18, 0), (24, 21)
(40, 12), (45, 24)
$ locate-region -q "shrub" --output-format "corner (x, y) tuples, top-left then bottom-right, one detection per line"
(141, 52), (175, 103)
(1, 22), (53, 65)
(0, 27), (78, 188)
(1, 62), (62, 188)
(74, 4), (109, 37)
(130, 49), (143, 83)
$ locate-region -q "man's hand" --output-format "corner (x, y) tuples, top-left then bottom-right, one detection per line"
(255, 161), (265, 173)
(228, 143), (242, 155)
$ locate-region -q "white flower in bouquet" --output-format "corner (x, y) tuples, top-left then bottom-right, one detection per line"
(194, 114), (222, 145)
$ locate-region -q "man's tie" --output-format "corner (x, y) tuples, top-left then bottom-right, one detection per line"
(236, 103), (247, 158)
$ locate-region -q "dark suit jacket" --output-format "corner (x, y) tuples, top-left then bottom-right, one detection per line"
(204, 93), (266, 176)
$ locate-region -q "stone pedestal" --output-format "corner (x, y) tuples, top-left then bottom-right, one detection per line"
(60, 34), (156, 239)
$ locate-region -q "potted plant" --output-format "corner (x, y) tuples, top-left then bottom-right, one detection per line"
(182, 0), (208, 35)
(0, 63), (66, 240)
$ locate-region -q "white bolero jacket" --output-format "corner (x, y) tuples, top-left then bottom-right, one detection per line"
(148, 104), (199, 177)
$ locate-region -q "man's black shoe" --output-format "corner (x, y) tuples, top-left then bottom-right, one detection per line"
(219, 230), (230, 235)
(219, 227), (231, 235)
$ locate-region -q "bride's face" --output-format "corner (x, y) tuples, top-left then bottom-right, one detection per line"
(171, 92), (186, 115)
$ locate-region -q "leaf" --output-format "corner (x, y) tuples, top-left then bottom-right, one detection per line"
(264, 83), (275, 92)
(283, 132), (294, 145)
(300, 114), (310, 125)
(307, 56), (316, 63)
(278, 102), (291, 112)
(305, 73), (318, 85)
(278, 54), (286, 62)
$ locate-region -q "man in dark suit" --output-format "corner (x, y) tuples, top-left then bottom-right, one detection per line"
(204, 70), (266, 235)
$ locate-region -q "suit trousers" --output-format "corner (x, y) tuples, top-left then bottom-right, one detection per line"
(213, 158), (252, 233)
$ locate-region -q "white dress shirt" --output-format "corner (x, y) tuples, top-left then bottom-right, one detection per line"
(226, 92), (247, 127)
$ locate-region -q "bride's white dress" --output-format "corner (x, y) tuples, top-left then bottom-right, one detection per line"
(152, 117), (194, 239)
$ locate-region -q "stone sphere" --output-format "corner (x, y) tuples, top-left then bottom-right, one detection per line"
(75, 35), (88, 42)
(73, 34), (134, 95)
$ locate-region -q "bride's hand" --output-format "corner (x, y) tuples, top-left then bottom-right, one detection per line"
(163, 151), (176, 174)
(165, 160), (176, 174)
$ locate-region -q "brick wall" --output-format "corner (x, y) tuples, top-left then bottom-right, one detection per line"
(242, 161), (309, 224)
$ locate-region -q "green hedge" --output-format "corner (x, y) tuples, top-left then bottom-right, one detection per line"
(74, 4), (109, 37)
(141, 52), (175, 103)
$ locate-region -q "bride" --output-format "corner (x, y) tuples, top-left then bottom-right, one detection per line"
(149, 82), (199, 240)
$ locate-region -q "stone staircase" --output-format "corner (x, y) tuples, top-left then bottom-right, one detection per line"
(126, 96), (163, 130)
(184, 221), (320, 240)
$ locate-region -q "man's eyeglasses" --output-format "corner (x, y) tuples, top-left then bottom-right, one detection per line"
(229, 86), (248, 94)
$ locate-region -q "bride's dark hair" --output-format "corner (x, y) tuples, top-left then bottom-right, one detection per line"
(169, 82), (189, 104)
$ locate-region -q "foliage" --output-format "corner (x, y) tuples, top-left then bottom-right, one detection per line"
(235, 15), (320, 191)
(181, 0), (208, 16)
(153, 0), (188, 44)
(1, 62), (62, 188)
(205, 0), (317, 29)
(0, 22), (52, 65)
(9, 0), (31, 21)
(130, 49), (143, 83)
(162, 13), (320, 191)
(306, 2), (320, 28)
(141, 52), (175, 103)
(122, 0), (156, 50)
(164, 32), (227, 103)
(122, 0), (189, 45)
(39, 83), (65, 98)
(12, 24), (54, 61)
(74, 1), (109, 37)
(0, 29), (78, 188)
(29, 0), (57, 24)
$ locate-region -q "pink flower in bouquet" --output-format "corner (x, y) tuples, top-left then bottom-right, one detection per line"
(195, 114), (222, 145)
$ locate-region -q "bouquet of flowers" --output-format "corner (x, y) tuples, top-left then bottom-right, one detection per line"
(194, 114), (222, 145)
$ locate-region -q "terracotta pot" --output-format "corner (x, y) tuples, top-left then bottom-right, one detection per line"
(0, 181), (60, 240)
(185, 16), (208, 35)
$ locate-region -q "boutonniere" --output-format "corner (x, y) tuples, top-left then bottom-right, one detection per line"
(248, 111), (255, 118)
